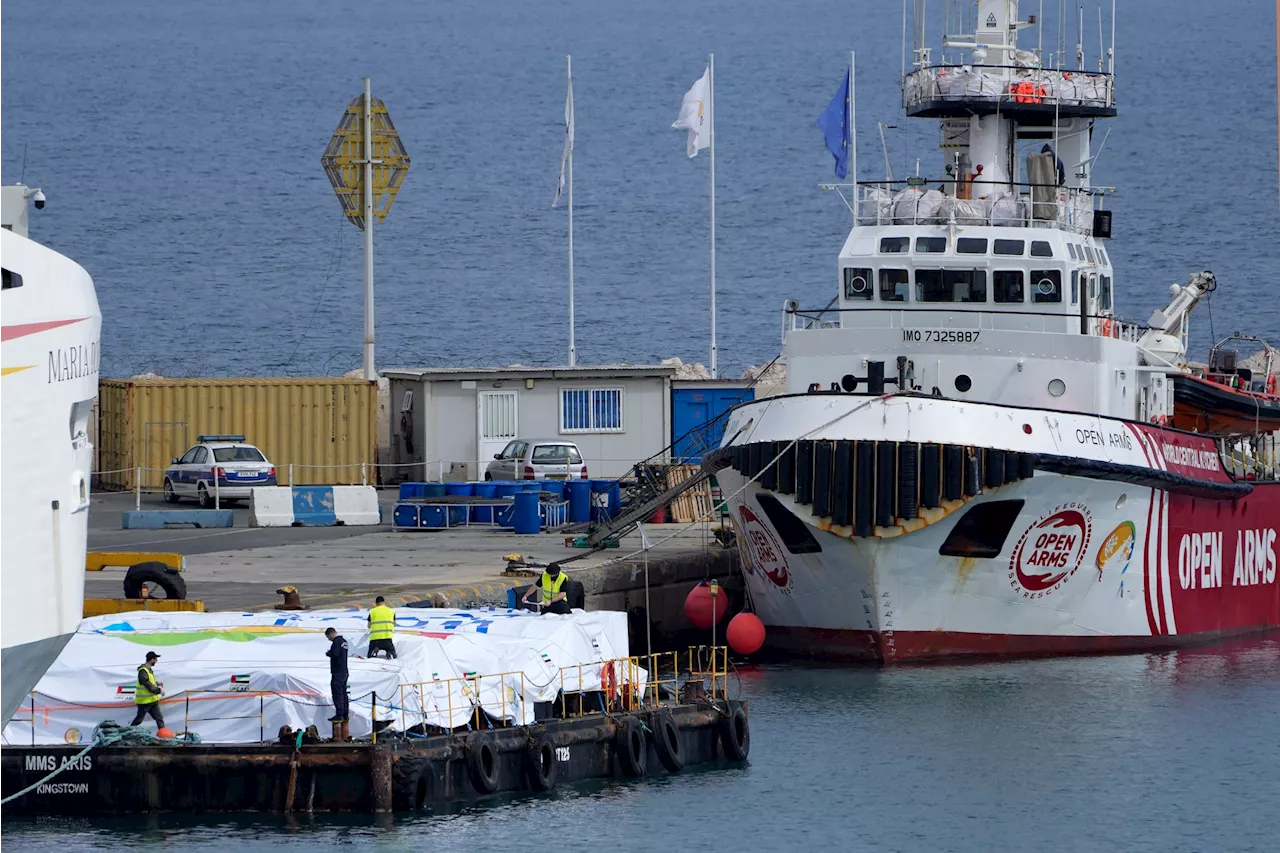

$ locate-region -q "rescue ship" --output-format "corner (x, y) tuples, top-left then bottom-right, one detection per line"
(713, 0), (1280, 662)
(1, 188), (102, 722)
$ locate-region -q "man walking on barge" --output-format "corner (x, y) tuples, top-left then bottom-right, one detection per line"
(129, 651), (165, 730)
(324, 627), (349, 722)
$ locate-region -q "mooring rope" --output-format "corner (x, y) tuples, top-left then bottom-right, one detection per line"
(0, 721), (200, 805)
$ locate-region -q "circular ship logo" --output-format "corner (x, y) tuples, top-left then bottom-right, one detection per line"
(737, 504), (792, 592)
(1008, 503), (1093, 598)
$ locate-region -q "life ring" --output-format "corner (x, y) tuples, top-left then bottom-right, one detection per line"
(466, 732), (501, 794)
(524, 736), (559, 791)
(1266, 373), (1278, 397)
(1098, 318), (1115, 338)
(1151, 414), (1170, 427)
(719, 701), (751, 762)
(600, 661), (618, 707)
(615, 716), (647, 777)
(650, 710), (685, 773)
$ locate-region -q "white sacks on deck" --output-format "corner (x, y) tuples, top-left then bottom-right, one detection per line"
(2, 608), (635, 746)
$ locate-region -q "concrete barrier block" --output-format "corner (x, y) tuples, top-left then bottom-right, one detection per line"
(332, 486), (381, 526)
(291, 486), (337, 526)
(250, 487), (297, 528)
(122, 510), (234, 529)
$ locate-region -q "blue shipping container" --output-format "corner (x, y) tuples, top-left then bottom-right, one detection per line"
(672, 386), (755, 463)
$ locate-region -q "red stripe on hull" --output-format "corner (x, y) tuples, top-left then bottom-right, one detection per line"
(763, 625), (1280, 664)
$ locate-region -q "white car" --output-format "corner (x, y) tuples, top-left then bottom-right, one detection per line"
(162, 435), (277, 507)
(485, 439), (588, 481)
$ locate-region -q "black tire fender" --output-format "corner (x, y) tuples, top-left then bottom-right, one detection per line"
(651, 710), (685, 773)
(123, 562), (188, 600)
(524, 736), (559, 791)
(466, 732), (501, 794)
(719, 701), (750, 762)
(615, 716), (647, 778)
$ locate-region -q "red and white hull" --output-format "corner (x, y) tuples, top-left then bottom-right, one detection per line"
(716, 394), (1280, 663)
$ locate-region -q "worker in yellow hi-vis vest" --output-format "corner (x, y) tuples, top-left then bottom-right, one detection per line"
(129, 651), (165, 729)
(521, 563), (571, 615)
(367, 596), (397, 659)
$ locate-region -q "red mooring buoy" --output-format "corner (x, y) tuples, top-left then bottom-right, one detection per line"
(684, 581), (727, 630)
(726, 611), (766, 655)
(156, 727), (175, 739)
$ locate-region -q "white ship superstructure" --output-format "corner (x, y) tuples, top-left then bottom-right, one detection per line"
(1, 215), (102, 723)
(715, 0), (1279, 662)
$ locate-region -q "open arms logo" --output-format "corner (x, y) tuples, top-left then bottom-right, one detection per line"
(738, 504), (792, 593)
(1008, 503), (1093, 598)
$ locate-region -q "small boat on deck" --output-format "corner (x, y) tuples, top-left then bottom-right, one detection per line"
(1172, 335), (1280, 435)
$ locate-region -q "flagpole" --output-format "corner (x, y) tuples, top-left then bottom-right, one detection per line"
(849, 51), (857, 226)
(708, 53), (717, 378)
(362, 76), (376, 381)
(566, 55), (576, 367)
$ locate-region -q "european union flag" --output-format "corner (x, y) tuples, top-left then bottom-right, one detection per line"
(815, 69), (852, 179)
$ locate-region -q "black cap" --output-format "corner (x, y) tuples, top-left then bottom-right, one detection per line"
(375, 596), (385, 604)
(547, 563), (561, 575)
(145, 651), (160, 661)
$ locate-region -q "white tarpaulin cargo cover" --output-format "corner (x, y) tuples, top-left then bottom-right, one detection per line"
(2, 607), (638, 746)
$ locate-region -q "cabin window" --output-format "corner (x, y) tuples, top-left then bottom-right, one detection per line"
(916, 269), (986, 303)
(1070, 270), (1079, 305)
(879, 237), (910, 253)
(879, 269), (910, 302)
(843, 267), (873, 300)
(1030, 240), (1054, 258)
(916, 237), (946, 253)
(756, 493), (823, 555)
(993, 270), (1025, 303)
(956, 237), (987, 254)
(1031, 270), (1062, 303)
(1089, 274), (1097, 300)
(1100, 275), (1113, 310)
(994, 239), (1025, 256)
(1084, 245), (1097, 263)
(1067, 244), (1078, 260)
(1098, 248), (1109, 266)
(562, 388), (624, 433)
(938, 500), (1026, 558)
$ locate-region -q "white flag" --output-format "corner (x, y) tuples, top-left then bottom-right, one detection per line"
(671, 67), (711, 158)
(637, 522), (653, 551)
(553, 66), (574, 207)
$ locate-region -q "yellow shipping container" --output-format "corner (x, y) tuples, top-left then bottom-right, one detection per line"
(95, 377), (377, 491)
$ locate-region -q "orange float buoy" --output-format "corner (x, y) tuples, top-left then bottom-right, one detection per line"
(684, 580), (727, 630)
(156, 727), (175, 739)
(726, 612), (767, 655)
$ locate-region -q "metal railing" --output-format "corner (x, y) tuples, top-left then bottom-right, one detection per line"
(903, 64), (1115, 112)
(1219, 432), (1280, 482)
(784, 304), (1146, 341)
(852, 180), (1100, 234)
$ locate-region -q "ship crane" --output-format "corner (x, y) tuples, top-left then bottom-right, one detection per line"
(1136, 271), (1217, 369)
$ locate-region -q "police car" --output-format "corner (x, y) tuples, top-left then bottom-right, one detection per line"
(162, 435), (277, 507)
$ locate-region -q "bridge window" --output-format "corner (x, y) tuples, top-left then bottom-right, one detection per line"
(1067, 244), (1078, 260)
(956, 237), (987, 254)
(1084, 245), (1097, 263)
(916, 237), (946, 253)
(994, 239), (1025, 256)
(916, 269), (986, 303)
(993, 270), (1025, 303)
(879, 237), (910, 253)
(1100, 275), (1112, 310)
(843, 267), (873, 300)
(1030, 240), (1054, 258)
(879, 269), (910, 302)
(1070, 270), (1079, 305)
(1098, 248), (1110, 266)
(1031, 270), (1062, 303)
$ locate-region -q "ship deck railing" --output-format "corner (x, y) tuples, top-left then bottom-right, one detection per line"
(903, 64), (1116, 117)
(843, 180), (1103, 235)
(785, 304), (1147, 342)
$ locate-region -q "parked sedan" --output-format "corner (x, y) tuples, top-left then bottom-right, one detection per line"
(163, 435), (277, 507)
(485, 439), (588, 481)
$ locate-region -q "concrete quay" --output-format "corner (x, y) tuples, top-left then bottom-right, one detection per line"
(86, 492), (741, 644)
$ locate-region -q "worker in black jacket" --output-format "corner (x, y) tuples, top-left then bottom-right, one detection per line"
(324, 627), (349, 723)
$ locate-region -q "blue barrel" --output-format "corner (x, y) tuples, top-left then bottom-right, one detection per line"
(419, 505), (448, 529)
(495, 483), (522, 527)
(540, 480), (566, 500)
(566, 480), (592, 523)
(445, 483), (473, 526)
(590, 480), (621, 522)
(512, 490), (541, 535)
(472, 482), (499, 524)
(398, 483), (425, 500)
(522, 481), (543, 492)
(392, 503), (420, 528)
(422, 483), (447, 499)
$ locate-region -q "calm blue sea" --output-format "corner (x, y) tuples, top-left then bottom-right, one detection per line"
(2, 0), (1277, 379)
(4, 3), (1280, 849)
